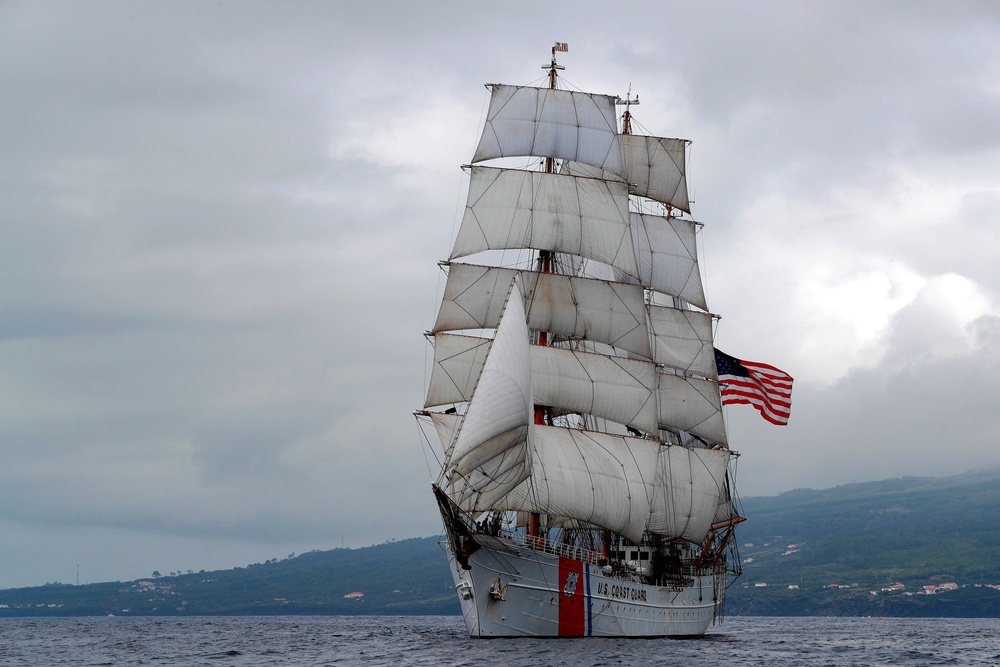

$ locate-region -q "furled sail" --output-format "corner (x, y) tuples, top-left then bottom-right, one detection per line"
(472, 84), (624, 177)
(450, 167), (639, 281)
(446, 282), (532, 510)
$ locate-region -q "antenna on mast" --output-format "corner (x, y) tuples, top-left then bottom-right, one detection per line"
(617, 84), (639, 134)
(544, 41), (568, 84)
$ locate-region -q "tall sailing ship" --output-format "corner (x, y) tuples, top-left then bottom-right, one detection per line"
(416, 45), (776, 638)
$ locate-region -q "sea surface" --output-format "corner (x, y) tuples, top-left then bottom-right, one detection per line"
(2, 615), (999, 666)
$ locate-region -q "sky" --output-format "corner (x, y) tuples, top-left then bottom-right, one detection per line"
(2, 0), (999, 589)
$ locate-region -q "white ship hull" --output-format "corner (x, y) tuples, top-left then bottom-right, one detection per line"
(442, 533), (723, 638)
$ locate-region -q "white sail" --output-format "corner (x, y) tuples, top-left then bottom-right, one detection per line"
(648, 305), (716, 379)
(428, 334), (658, 435)
(433, 263), (651, 359)
(451, 448), (529, 513)
(562, 134), (690, 213)
(450, 167), (639, 281)
(424, 333), (492, 408)
(656, 372), (727, 445)
(472, 84), (624, 177)
(429, 331), (724, 442)
(620, 134), (690, 212)
(647, 445), (731, 543)
(531, 345), (659, 435)
(630, 212), (706, 309)
(498, 425), (658, 544)
(435, 263), (715, 376)
(429, 411), (464, 459)
(447, 283), (532, 503)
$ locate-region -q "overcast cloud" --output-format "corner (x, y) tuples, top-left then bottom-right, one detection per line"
(1, 0), (998, 588)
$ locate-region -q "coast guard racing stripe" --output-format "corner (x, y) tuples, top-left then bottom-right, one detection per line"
(558, 557), (586, 636)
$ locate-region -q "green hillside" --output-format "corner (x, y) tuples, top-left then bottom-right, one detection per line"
(0, 537), (459, 617)
(727, 468), (1000, 616)
(3, 469), (999, 617)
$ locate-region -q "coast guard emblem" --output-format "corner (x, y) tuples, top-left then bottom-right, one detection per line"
(562, 571), (579, 597)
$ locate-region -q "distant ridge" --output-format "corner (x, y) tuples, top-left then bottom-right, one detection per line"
(2, 469), (999, 617)
(0, 537), (459, 617)
(728, 467), (1000, 616)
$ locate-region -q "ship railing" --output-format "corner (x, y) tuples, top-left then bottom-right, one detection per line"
(502, 531), (603, 565)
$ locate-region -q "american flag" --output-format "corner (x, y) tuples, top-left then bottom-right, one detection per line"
(554, 42), (569, 52)
(715, 349), (793, 425)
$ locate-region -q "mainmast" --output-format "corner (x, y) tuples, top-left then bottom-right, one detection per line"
(529, 42), (567, 541)
(536, 41), (566, 311)
(534, 42), (566, 358)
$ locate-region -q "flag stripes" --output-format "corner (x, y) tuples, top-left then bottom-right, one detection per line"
(715, 349), (793, 425)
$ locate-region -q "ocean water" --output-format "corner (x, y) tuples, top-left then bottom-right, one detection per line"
(2, 615), (998, 666)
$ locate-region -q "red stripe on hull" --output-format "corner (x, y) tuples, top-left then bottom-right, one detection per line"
(558, 556), (585, 637)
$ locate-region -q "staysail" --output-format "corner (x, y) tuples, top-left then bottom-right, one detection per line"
(445, 281), (532, 513)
